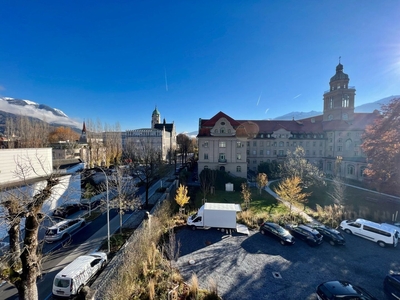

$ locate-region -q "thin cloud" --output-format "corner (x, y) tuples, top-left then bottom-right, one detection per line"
(265, 108), (269, 114)
(293, 94), (301, 99)
(257, 92), (262, 106)
(164, 68), (168, 92)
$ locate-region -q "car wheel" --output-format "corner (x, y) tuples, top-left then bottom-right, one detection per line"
(378, 241), (386, 248)
(344, 229), (352, 235)
(260, 229), (266, 235)
(329, 240), (336, 246)
(280, 240), (285, 246)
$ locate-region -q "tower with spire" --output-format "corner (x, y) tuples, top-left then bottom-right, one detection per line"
(79, 121), (87, 143)
(152, 106), (160, 128)
(323, 58), (356, 122)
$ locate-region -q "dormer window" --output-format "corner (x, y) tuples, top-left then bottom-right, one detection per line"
(220, 127), (225, 133)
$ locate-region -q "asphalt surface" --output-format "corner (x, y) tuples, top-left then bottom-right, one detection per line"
(176, 226), (399, 300)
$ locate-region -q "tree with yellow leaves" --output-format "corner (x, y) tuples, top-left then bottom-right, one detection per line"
(273, 176), (311, 215)
(256, 173), (268, 195)
(175, 184), (190, 213)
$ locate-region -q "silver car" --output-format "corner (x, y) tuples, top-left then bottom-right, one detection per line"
(44, 218), (86, 243)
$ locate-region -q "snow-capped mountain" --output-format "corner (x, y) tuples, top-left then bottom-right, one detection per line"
(0, 97), (81, 128)
(273, 95), (400, 120)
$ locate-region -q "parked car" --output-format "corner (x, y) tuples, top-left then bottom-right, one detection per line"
(53, 204), (82, 218)
(45, 218), (86, 243)
(384, 272), (400, 300)
(308, 224), (346, 246)
(0, 241), (10, 256)
(316, 280), (377, 299)
(80, 198), (102, 210)
(259, 222), (295, 246)
(285, 223), (323, 246)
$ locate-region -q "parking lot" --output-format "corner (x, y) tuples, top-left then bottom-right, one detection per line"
(176, 227), (400, 299)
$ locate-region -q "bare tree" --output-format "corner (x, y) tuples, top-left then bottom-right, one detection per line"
(5, 115), (50, 149)
(123, 139), (163, 208)
(103, 123), (122, 167)
(176, 133), (191, 165)
(0, 153), (59, 299)
(107, 166), (140, 233)
(199, 169), (216, 204)
(280, 147), (325, 188)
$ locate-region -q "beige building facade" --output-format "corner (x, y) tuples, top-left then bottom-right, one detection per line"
(197, 62), (377, 180)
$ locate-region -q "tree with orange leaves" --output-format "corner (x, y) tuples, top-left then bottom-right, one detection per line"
(48, 126), (79, 143)
(361, 98), (400, 195)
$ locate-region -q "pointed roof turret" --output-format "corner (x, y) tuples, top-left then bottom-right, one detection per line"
(152, 106), (160, 116)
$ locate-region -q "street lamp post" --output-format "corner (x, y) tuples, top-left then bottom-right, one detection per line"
(98, 168), (110, 253)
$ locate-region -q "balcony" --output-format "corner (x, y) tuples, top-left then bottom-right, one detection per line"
(218, 158), (227, 164)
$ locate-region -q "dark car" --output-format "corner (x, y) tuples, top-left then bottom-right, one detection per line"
(259, 222), (295, 246)
(285, 224), (323, 246)
(53, 204), (82, 218)
(384, 272), (400, 300)
(80, 199), (102, 210)
(316, 280), (377, 300)
(309, 224), (346, 246)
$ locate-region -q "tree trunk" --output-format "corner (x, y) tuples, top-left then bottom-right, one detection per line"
(14, 213), (41, 300)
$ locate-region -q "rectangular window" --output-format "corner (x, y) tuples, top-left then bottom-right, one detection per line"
(237, 153), (241, 160)
(313, 142), (316, 147)
(253, 141), (257, 147)
(273, 150), (277, 155)
(306, 141), (310, 147)
(247, 141), (250, 147)
(338, 146), (342, 152)
(219, 141), (226, 148)
(266, 141), (270, 146)
(252, 150), (256, 155)
(260, 141), (263, 146)
(204, 153), (208, 159)
(260, 150), (263, 155)
(278, 150), (284, 156)
(246, 150), (250, 155)
(203, 141), (209, 148)
(293, 142), (297, 147)
(236, 141), (242, 148)
(253, 160), (257, 164)
(266, 150), (270, 155)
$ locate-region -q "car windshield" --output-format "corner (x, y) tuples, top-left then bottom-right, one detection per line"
(45, 229), (57, 235)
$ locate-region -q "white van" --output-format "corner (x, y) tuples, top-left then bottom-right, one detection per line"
(52, 252), (107, 298)
(340, 218), (399, 247)
(44, 218), (86, 243)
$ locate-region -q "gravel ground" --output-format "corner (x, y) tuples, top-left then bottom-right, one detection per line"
(176, 226), (400, 300)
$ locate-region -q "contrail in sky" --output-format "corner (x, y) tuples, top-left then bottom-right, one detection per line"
(293, 94), (301, 99)
(164, 68), (168, 92)
(257, 92), (262, 106)
(265, 108), (269, 114)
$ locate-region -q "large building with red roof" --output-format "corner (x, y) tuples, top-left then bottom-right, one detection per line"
(197, 62), (378, 180)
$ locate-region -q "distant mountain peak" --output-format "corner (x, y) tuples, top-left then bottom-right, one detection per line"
(0, 96), (80, 128)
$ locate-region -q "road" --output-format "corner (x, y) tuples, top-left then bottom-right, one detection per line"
(0, 179), (163, 300)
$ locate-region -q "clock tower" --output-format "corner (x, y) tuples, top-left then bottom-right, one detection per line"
(323, 60), (356, 122)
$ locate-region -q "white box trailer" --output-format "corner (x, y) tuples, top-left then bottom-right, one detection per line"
(187, 202), (242, 231)
(52, 252), (107, 298)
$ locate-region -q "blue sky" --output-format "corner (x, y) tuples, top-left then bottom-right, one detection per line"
(1, 1), (399, 133)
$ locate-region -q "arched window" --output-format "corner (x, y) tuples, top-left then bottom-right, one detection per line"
(220, 127), (225, 133)
(345, 139), (352, 150)
(347, 165), (354, 175)
(360, 166), (366, 177)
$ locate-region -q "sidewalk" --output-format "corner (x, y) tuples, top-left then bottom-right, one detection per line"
(265, 180), (314, 222)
